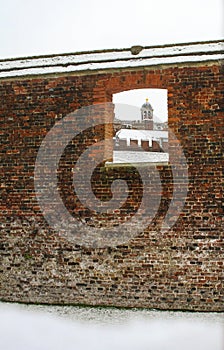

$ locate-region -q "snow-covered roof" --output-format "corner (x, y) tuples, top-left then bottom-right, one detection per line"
(116, 129), (168, 141)
(0, 40), (223, 79)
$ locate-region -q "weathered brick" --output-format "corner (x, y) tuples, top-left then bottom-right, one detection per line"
(0, 55), (223, 311)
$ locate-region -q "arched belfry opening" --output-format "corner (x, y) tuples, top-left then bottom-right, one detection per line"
(141, 98), (154, 130)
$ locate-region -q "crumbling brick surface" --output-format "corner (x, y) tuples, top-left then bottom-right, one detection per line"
(0, 63), (223, 311)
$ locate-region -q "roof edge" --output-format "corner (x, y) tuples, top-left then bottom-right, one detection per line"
(0, 39), (223, 62)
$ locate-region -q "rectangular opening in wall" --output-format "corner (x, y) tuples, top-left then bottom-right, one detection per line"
(110, 88), (168, 166)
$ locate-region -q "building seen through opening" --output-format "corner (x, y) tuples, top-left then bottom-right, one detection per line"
(113, 98), (169, 164)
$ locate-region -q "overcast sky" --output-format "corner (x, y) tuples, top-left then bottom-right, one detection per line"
(0, 0), (222, 59)
(0, 0), (223, 118)
(114, 89), (168, 122)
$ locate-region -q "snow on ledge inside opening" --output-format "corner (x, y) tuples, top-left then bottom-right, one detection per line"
(108, 151), (169, 165)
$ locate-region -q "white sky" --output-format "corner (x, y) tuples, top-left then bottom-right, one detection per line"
(0, 0), (223, 116)
(0, 0), (223, 59)
(113, 89), (168, 122)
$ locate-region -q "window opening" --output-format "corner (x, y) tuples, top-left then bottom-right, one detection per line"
(111, 89), (168, 165)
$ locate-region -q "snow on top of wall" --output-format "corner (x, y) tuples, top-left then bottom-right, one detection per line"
(0, 40), (223, 78)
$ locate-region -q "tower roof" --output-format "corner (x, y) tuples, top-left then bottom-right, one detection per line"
(141, 98), (153, 111)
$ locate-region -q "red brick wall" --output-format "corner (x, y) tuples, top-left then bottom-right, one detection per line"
(0, 63), (223, 311)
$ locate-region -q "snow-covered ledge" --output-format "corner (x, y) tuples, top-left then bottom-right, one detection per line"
(0, 40), (223, 79)
(106, 151), (169, 167)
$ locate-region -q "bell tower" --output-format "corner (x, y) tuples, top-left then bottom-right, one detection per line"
(141, 98), (153, 130)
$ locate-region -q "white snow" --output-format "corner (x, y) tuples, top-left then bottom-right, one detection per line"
(0, 303), (223, 350)
(0, 41), (223, 78)
(116, 129), (168, 141)
(110, 151), (169, 164)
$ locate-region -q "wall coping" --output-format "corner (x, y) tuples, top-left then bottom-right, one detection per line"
(0, 40), (223, 79)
